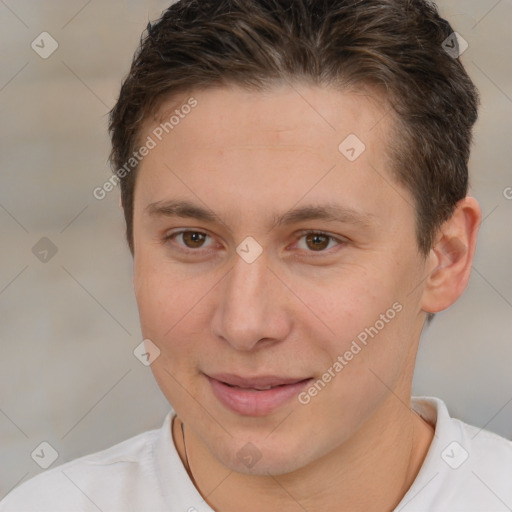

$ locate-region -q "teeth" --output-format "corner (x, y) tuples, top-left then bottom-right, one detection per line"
(225, 383), (275, 390)
(237, 385), (274, 391)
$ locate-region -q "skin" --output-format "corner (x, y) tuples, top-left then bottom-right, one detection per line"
(130, 83), (481, 512)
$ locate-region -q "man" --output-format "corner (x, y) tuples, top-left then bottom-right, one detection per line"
(2, 1), (511, 511)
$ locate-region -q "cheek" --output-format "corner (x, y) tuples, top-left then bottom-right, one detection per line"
(305, 269), (410, 382)
(133, 251), (217, 367)
(134, 252), (189, 343)
(303, 271), (388, 338)
(304, 281), (409, 423)
(134, 258), (203, 401)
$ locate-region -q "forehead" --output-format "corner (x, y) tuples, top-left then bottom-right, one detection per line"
(148, 83), (390, 152)
(134, 84), (411, 230)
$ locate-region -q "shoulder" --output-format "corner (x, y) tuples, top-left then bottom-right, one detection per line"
(455, 415), (512, 484)
(440, 412), (512, 510)
(0, 416), (170, 512)
(438, 399), (512, 480)
(400, 396), (512, 511)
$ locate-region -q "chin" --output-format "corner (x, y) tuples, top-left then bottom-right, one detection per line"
(212, 435), (315, 477)
(229, 454), (305, 477)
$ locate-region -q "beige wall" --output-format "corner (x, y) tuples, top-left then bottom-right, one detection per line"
(1, 0), (511, 498)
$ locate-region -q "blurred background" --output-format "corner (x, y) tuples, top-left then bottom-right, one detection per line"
(0, 0), (511, 499)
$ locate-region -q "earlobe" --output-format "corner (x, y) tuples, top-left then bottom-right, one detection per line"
(421, 197), (481, 314)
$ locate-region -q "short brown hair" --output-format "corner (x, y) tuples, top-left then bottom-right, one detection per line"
(109, 0), (479, 256)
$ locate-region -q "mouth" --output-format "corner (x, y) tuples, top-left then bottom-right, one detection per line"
(223, 383), (293, 391)
(209, 372), (312, 390)
(219, 380), (310, 391)
(205, 373), (313, 416)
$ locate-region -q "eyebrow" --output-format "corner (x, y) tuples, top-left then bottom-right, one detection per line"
(145, 199), (375, 231)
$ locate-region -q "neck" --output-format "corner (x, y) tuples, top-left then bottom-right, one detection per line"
(172, 395), (434, 512)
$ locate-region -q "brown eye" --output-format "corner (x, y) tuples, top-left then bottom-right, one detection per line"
(181, 231), (207, 248)
(164, 230), (213, 252)
(295, 231), (344, 254)
(305, 233), (330, 251)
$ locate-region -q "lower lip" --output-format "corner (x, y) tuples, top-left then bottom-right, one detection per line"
(207, 376), (312, 416)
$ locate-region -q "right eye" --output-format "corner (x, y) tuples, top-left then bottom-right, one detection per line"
(163, 230), (216, 252)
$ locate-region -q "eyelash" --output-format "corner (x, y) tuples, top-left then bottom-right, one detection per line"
(162, 229), (345, 256)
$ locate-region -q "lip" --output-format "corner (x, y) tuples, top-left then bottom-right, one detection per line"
(206, 373), (313, 416)
(209, 373), (310, 388)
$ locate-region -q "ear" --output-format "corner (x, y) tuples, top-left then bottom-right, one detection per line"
(421, 196), (481, 314)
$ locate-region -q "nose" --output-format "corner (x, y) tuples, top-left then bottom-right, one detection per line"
(211, 248), (292, 352)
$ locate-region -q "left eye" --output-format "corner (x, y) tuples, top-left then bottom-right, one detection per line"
(295, 231), (342, 252)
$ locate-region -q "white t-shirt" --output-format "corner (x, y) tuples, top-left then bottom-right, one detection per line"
(1, 396), (511, 512)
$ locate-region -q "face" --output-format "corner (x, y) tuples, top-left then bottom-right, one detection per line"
(132, 84), (431, 475)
